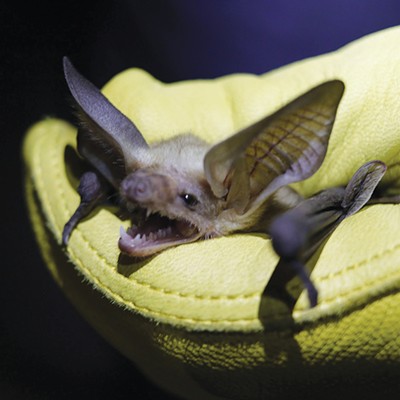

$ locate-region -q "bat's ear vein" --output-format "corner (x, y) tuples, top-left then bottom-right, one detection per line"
(204, 80), (345, 215)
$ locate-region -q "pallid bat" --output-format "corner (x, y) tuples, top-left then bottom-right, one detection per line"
(61, 57), (387, 307)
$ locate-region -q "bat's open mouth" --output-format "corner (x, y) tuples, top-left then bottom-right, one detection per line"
(118, 210), (202, 257)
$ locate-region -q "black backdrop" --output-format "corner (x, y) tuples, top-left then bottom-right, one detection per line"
(2, 1), (400, 399)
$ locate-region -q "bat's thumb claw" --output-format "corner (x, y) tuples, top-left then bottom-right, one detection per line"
(342, 160), (386, 216)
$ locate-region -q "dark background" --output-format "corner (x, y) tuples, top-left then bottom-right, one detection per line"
(1, 1), (400, 399)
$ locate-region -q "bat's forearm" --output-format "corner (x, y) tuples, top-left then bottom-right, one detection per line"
(62, 171), (110, 245)
(268, 161), (386, 307)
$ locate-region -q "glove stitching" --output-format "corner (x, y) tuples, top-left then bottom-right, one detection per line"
(32, 122), (400, 326)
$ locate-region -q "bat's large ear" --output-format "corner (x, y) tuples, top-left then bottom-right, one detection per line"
(204, 81), (345, 213)
(63, 57), (148, 188)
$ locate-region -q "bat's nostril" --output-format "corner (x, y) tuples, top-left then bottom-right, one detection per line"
(134, 180), (147, 195)
(125, 178), (151, 201)
(121, 171), (178, 205)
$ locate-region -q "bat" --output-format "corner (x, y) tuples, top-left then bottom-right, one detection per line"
(61, 57), (387, 307)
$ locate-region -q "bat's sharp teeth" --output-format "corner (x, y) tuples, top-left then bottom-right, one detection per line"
(120, 226), (126, 237)
(119, 226), (133, 243)
(132, 234), (141, 244)
(157, 229), (164, 238)
(175, 220), (197, 237)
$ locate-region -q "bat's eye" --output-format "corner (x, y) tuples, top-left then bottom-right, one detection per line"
(180, 193), (199, 208)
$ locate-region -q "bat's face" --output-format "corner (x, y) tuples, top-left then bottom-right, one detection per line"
(116, 133), (292, 258)
(118, 135), (227, 257)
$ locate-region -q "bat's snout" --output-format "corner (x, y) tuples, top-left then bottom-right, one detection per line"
(121, 170), (178, 205)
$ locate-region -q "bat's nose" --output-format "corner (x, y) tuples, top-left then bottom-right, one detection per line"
(121, 170), (178, 205)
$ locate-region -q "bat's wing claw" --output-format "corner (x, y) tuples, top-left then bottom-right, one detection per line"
(268, 160), (387, 308)
(342, 160), (386, 216)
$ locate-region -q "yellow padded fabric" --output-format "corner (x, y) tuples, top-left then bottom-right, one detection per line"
(23, 27), (400, 399)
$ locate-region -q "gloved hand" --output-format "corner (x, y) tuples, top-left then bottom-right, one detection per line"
(24, 26), (400, 400)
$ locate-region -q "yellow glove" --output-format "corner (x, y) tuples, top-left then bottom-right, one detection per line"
(24, 26), (400, 400)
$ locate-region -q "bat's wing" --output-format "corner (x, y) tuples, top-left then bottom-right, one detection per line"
(268, 160), (387, 307)
(63, 57), (148, 188)
(62, 171), (109, 245)
(204, 81), (345, 214)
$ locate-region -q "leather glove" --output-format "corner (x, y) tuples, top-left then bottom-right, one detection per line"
(24, 26), (400, 399)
